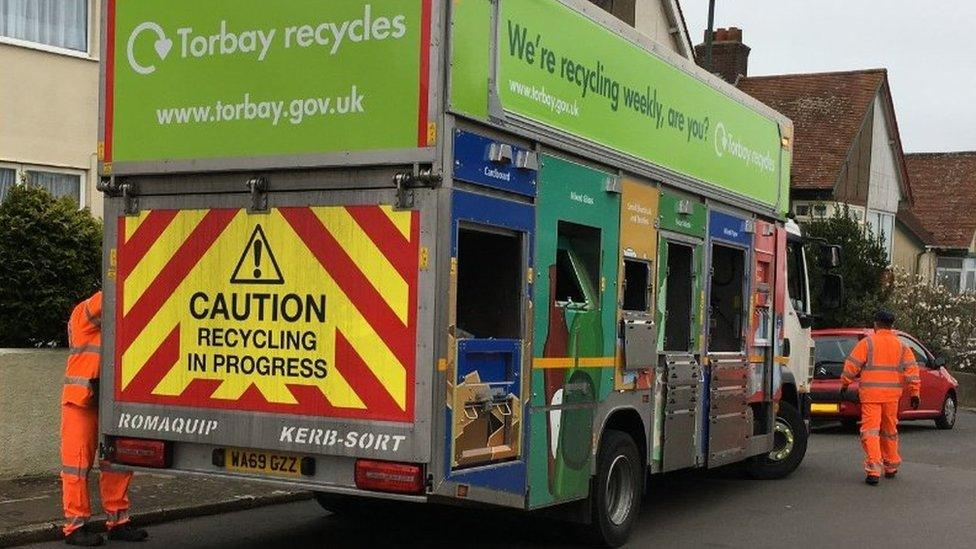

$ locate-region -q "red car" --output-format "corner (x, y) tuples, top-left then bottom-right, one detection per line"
(810, 328), (959, 429)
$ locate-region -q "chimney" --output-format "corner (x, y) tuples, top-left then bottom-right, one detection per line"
(694, 27), (751, 84)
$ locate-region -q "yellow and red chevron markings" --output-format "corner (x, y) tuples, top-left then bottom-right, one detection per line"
(114, 205), (419, 423)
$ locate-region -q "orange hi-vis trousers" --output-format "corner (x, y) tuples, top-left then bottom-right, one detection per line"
(61, 403), (133, 535)
(860, 401), (901, 477)
(61, 292), (133, 535)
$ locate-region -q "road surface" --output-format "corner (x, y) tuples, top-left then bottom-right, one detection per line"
(28, 411), (976, 548)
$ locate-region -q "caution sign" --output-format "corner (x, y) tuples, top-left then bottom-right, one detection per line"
(114, 206), (419, 423)
(230, 226), (284, 285)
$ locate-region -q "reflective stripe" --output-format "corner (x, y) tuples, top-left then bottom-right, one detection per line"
(865, 337), (874, 369)
(865, 462), (883, 472)
(904, 376), (920, 382)
(99, 460), (125, 473)
(847, 356), (865, 368)
(64, 376), (94, 389)
(863, 364), (900, 372)
(859, 381), (904, 389)
(66, 516), (88, 527)
(62, 465), (90, 478)
(900, 360), (920, 371)
(861, 429), (880, 437)
(106, 510), (130, 526)
(880, 431), (898, 440)
(84, 303), (101, 328)
(841, 371), (856, 380)
(69, 344), (101, 355)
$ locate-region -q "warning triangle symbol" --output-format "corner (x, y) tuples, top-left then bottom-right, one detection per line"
(230, 225), (284, 285)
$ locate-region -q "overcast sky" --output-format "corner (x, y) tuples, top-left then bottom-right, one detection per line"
(679, 0), (976, 153)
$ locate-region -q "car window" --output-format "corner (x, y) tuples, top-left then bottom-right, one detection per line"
(813, 335), (859, 378)
(898, 336), (930, 366)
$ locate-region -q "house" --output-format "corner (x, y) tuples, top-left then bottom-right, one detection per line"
(695, 28), (921, 269)
(588, 0), (695, 60)
(905, 152), (976, 292)
(0, 0), (102, 214)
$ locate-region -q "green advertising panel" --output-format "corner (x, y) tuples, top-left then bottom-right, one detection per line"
(493, 0), (787, 212)
(108, 0), (429, 165)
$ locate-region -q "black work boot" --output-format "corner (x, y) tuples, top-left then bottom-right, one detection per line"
(865, 475), (880, 486)
(107, 523), (148, 542)
(885, 471), (898, 479)
(64, 526), (105, 546)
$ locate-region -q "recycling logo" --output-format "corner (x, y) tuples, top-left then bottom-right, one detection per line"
(127, 21), (171, 75)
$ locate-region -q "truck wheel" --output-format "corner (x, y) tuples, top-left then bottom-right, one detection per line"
(935, 393), (957, 430)
(589, 430), (642, 548)
(745, 401), (807, 480)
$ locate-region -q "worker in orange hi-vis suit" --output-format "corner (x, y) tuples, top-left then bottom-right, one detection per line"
(840, 310), (921, 486)
(61, 291), (148, 546)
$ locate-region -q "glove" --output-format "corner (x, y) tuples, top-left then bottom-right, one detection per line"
(910, 396), (920, 410)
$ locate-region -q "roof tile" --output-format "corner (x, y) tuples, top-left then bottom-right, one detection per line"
(738, 69), (886, 190)
(905, 152), (976, 249)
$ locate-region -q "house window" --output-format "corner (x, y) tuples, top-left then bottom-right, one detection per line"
(26, 170), (81, 202)
(793, 204), (810, 217)
(0, 0), (88, 53)
(0, 163), (85, 206)
(936, 257), (963, 294)
(812, 204), (828, 217)
(866, 210), (895, 263)
(0, 167), (15, 202)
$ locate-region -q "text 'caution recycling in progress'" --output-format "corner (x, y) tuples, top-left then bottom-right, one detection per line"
(114, 205), (419, 423)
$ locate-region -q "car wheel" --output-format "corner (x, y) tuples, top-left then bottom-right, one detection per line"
(589, 430), (643, 548)
(745, 401), (808, 480)
(935, 393), (957, 430)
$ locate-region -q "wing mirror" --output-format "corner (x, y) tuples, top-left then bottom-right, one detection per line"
(819, 244), (843, 269)
(820, 273), (845, 310)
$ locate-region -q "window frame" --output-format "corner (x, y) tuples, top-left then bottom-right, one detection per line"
(622, 258), (652, 313)
(0, 0), (95, 60)
(555, 247), (598, 310)
(866, 209), (895, 263)
(897, 334), (931, 367)
(936, 256), (966, 294)
(0, 162), (87, 207)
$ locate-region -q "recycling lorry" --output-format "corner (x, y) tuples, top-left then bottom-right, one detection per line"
(96, 0), (839, 545)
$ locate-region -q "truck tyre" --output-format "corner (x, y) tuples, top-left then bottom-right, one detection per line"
(589, 430), (642, 548)
(744, 401), (807, 480)
(935, 393), (957, 430)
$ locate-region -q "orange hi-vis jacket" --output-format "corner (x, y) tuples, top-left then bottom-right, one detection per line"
(842, 329), (921, 403)
(63, 292), (102, 408)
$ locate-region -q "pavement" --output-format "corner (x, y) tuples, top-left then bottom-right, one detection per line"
(14, 410), (975, 549)
(0, 474), (308, 548)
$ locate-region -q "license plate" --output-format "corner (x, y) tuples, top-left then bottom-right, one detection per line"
(224, 448), (302, 478)
(810, 403), (840, 414)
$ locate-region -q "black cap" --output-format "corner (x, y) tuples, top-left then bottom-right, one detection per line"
(874, 309), (895, 327)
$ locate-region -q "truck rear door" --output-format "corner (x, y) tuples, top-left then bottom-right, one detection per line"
(102, 185), (435, 478)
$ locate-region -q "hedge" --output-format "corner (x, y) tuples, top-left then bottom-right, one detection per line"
(0, 185), (102, 347)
